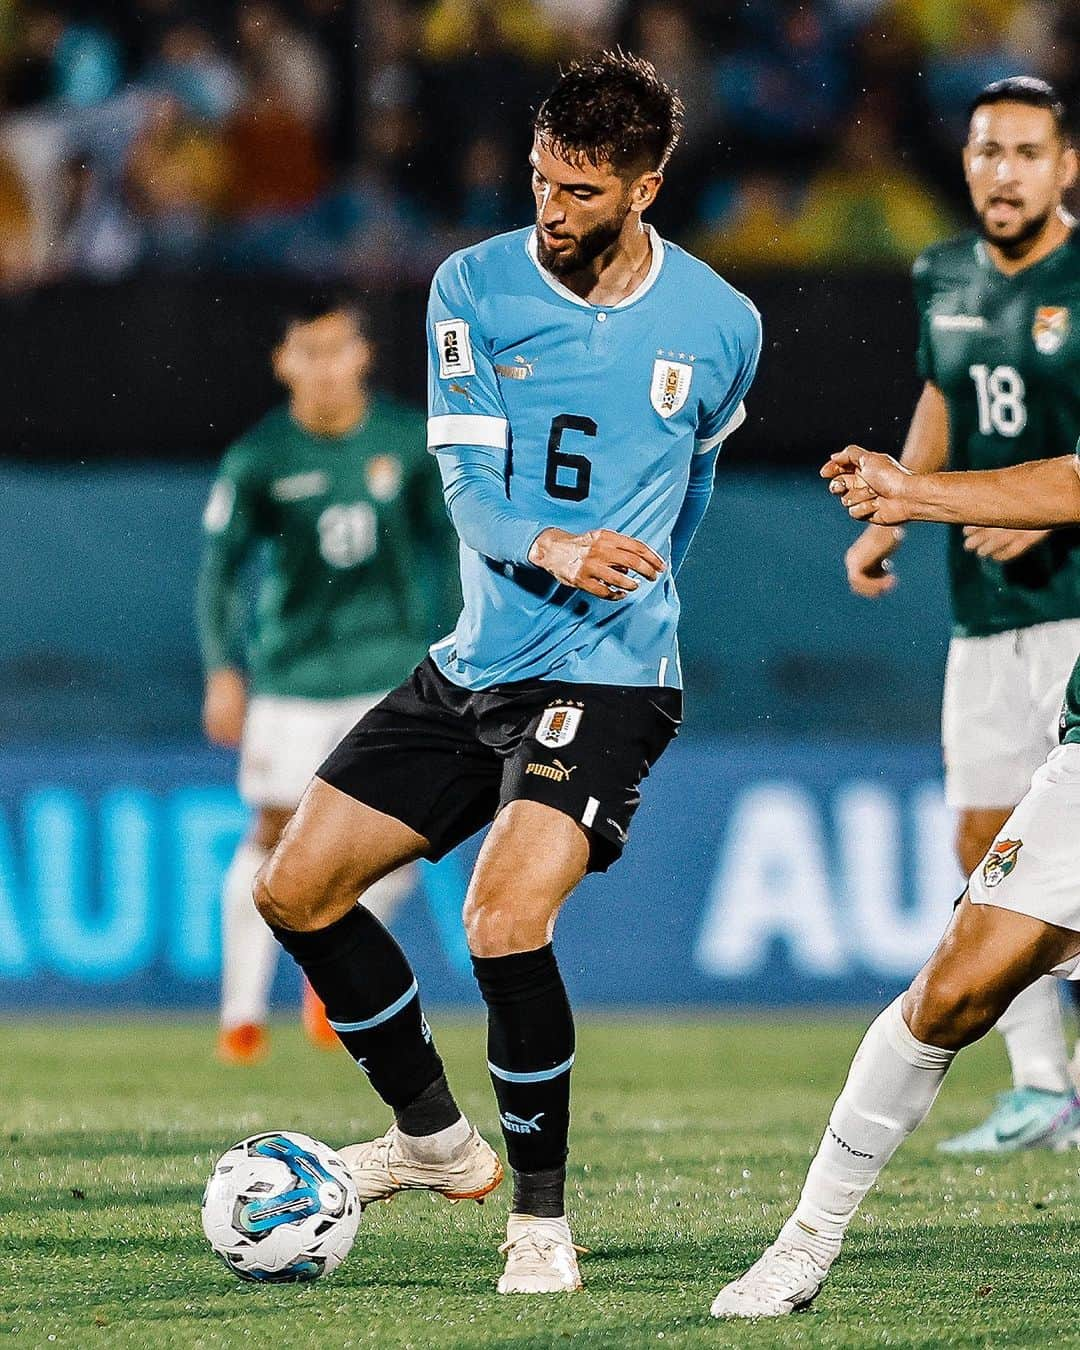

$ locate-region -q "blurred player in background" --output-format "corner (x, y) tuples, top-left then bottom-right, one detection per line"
(840, 77), (1080, 1152)
(711, 439), (1080, 1320)
(252, 51), (760, 1293)
(197, 295), (457, 1064)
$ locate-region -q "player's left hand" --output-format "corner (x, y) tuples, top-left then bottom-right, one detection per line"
(821, 446), (914, 525)
(961, 525), (1052, 561)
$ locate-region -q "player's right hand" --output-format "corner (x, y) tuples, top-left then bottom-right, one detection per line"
(528, 527), (665, 601)
(203, 667), (247, 747)
(821, 446), (915, 527)
(843, 524), (903, 598)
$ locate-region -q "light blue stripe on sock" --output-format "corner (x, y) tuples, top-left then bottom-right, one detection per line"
(487, 1053), (575, 1084)
(328, 979), (418, 1033)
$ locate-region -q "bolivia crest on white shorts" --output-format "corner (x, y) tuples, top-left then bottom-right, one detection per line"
(650, 359), (693, 418)
(536, 704), (583, 748)
(982, 837), (1023, 888)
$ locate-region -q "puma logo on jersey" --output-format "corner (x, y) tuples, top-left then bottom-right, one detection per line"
(525, 758), (576, 783)
(494, 354), (535, 379)
(270, 471), (330, 502)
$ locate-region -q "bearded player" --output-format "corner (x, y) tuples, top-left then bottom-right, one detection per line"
(198, 296), (457, 1063)
(840, 77), (1080, 1152)
(251, 51), (761, 1292)
(712, 439), (1080, 1319)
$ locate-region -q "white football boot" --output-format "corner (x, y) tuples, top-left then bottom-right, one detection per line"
(338, 1124), (503, 1207)
(710, 1239), (835, 1318)
(497, 1214), (585, 1294)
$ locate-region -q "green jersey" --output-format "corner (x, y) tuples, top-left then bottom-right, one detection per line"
(915, 230), (1080, 637)
(196, 396), (459, 699)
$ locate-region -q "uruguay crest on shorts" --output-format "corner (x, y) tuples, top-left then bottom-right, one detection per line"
(1033, 306), (1069, 355)
(536, 704), (582, 748)
(650, 359), (693, 418)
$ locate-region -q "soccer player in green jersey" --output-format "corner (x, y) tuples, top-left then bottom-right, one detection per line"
(840, 77), (1080, 1152)
(711, 440), (1080, 1320)
(197, 295), (456, 1064)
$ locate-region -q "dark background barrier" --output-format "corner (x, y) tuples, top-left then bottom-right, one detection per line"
(2, 270), (920, 466)
(0, 463), (951, 744)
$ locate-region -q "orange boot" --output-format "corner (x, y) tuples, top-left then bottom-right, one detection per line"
(217, 1022), (268, 1064)
(302, 980), (340, 1051)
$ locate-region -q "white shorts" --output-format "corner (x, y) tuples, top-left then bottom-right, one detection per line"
(238, 693), (387, 809)
(968, 743), (1080, 974)
(942, 617), (1080, 809)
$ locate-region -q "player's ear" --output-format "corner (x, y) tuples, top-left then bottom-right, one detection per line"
(1059, 140), (1078, 192)
(631, 170), (662, 215)
(271, 342), (290, 386)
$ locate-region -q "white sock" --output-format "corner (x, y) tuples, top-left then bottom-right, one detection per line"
(395, 1114), (471, 1162)
(220, 842), (276, 1029)
(361, 865), (417, 927)
(781, 998), (955, 1266)
(996, 975), (1071, 1094)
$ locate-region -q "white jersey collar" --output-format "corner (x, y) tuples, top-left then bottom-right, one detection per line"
(525, 223), (665, 309)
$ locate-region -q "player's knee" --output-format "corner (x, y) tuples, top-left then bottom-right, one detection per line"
(463, 886), (552, 957)
(253, 847), (322, 930)
(904, 976), (1000, 1050)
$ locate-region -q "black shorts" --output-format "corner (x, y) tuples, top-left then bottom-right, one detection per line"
(317, 657), (682, 873)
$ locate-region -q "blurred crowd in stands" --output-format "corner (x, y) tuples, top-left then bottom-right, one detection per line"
(0, 0), (1078, 290)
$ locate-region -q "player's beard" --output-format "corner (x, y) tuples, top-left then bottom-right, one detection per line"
(536, 210), (627, 277)
(976, 200), (1055, 255)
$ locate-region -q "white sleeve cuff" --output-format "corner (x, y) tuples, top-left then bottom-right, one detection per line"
(694, 401), (747, 454)
(427, 413), (509, 450)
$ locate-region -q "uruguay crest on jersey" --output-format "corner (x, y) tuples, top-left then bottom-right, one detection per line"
(650, 357), (693, 418)
(1033, 306), (1069, 355)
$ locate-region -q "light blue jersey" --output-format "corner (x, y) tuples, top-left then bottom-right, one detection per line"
(426, 224), (761, 690)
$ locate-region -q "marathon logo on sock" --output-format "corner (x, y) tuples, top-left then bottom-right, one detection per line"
(827, 1126), (872, 1159)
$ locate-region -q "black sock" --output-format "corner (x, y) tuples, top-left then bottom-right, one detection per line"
(512, 1165), (567, 1219)
(272, 904), (455, 1125)
(472, 944), (574, 1215)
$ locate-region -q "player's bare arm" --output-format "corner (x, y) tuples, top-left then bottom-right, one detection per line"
(528, 527), (665, 600)
(823, 445), (1080, 528)
(202, 665), (247, 747)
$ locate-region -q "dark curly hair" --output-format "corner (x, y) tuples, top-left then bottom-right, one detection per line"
(534, 49), (684, 176)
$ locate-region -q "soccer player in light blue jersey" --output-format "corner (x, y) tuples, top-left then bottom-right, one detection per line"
(253, 50), (762, 1293)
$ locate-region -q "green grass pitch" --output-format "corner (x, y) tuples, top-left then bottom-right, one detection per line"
(2, 1015), (1078, 1348)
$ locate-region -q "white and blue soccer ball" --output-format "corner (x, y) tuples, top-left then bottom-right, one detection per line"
(202, 1131), (360, 1282)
